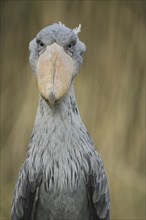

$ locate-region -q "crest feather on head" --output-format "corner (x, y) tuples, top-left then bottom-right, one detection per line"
(58, 21), (81, 35)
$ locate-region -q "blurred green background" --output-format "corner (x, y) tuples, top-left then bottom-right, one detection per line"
(0, 1), (145, 219)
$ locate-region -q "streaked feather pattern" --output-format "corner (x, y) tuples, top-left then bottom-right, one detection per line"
(11, 87), (110, 219)
(11, 23), (110, 220)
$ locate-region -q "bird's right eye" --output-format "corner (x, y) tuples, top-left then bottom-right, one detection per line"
(36, 39), (45, 48)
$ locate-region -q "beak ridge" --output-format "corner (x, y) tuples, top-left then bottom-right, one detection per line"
(37, 43), (73, 106)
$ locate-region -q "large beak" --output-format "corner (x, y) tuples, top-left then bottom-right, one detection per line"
(37, 43), (73, 106)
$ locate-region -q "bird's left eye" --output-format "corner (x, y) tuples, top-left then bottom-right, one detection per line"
(67, 40), (76, 49)
(65, 40), (76, 56)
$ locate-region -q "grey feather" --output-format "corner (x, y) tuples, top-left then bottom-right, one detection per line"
(11, 23), (110, 220)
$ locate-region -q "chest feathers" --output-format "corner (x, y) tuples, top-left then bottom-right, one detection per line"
(27, 92), (98, 193)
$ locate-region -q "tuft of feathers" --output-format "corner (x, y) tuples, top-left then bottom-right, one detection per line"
(73, 24), (81, 35)
(59, 21), (81, 35)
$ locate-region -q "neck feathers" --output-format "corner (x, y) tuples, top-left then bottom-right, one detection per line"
(27, 85), (95, 191)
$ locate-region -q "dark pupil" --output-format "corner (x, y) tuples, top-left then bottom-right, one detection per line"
(68, 41), (76, 49)
(68, 44), (72, 48)
(39, 42), (44, 47)
(36, 39), (44, 47)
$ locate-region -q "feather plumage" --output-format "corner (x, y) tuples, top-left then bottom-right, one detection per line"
(11, 23), (110, 220)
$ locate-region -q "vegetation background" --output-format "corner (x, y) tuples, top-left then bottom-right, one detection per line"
(0, 1), (145, 219)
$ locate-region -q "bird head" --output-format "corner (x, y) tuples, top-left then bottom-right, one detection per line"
(29, 22), (86, 106)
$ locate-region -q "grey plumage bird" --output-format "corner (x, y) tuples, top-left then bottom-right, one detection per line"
(11, 23), (110, 220)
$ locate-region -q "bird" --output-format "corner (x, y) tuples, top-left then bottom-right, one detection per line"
(11, 22), (110, 220)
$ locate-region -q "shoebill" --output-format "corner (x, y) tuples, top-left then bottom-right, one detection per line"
(11, 22), (110, 220)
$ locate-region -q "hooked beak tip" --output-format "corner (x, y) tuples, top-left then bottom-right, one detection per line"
(48, 92), (56, 106)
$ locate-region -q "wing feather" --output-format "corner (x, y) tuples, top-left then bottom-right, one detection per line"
(11, 161), (41, 220)
(87, 154), (110, 220)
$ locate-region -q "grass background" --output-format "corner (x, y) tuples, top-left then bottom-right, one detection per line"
(0, 1), (145, 219)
